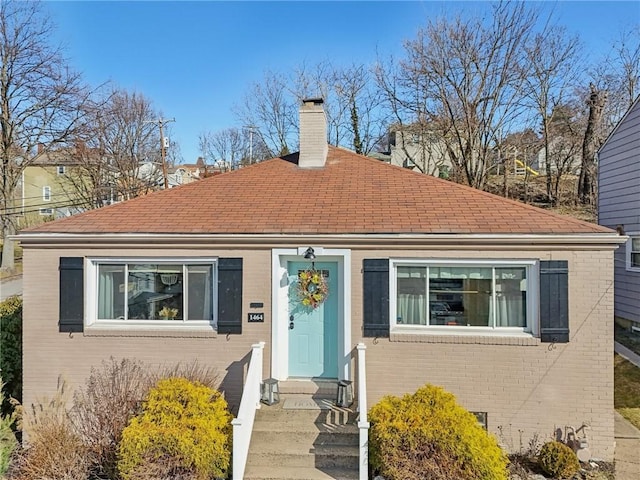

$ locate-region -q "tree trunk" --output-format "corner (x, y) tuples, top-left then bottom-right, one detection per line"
(1, 220), (15, 271)
(578, 84), (607, 205)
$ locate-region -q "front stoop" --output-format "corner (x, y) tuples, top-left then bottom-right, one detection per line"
(243, 394), (360, 480)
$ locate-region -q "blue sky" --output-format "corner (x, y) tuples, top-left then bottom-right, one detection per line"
(45, 1), (640, 163)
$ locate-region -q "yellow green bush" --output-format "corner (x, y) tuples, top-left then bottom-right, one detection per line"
(538, 440), (580, 479)
(117, 377), (232, 480)
(369, 384), (508, 480)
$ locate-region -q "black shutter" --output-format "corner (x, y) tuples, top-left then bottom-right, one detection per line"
(539, 260), (569, 343)
(363, 259), (390, 338)
(59, 257), (84, 333)
(217, 258), (243, 334)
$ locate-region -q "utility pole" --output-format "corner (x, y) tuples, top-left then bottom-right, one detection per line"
(145, 118), (175, 189)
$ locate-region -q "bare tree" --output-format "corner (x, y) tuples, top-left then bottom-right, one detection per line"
(61, 89), (162, 211)
(522, 25), (581, 204)
(382, 1), (538, 189)
(234, 70), (297, 157)
(98, 90), (161, 199)
(578, 83), (607, 205)
(0, 0), (92, 270)
(333, 64), (387, 155)
(199, 127), (250, 171)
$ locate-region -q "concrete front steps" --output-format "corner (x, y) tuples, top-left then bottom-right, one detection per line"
(243, 384), (360, 480)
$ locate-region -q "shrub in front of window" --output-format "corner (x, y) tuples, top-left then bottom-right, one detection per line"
(72, 358), (149, 480)
(369, 384), (508, 480)
(71, 357), (221, 480)
(117, 377), (232, 480)
(538, 440), (580, 479)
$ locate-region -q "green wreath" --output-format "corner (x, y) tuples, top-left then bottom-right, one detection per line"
(297, 269), (329, 308)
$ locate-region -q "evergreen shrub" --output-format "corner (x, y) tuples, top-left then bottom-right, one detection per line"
(538, 440), (580, 479)
(368, 384), (508, 480)
(117, 377), (232, 480)
(0, 297), (22, 415)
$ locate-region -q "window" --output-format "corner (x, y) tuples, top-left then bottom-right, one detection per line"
(57, 165), (66, 175)
(42, 186), (51, 201)
(39, 208), (53, 216)
(626, 235), (640, 271)
(391, 260), (535, 332)
(88, 259), (216, 326)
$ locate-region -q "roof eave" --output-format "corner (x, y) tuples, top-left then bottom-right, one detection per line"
(14, 232), (626, 249)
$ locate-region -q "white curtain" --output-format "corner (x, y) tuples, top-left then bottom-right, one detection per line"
(494, 293), (526, 327)
(98, 266), (118, 319)
(397, 294), (427, 325)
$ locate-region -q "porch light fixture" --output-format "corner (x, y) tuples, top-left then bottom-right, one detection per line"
(260, 378), (280, 406)
(336, 380), (353, 408)
(303, 247), (316, 260)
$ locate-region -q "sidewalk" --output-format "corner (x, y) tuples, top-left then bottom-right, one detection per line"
(615, 341), (640, 368)
(614, 341), (640, 479)
(0, 275), (22, 301)
(615, 412), (640, 480)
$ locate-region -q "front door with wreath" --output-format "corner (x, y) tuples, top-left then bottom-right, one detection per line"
(287, 261), (339, 378)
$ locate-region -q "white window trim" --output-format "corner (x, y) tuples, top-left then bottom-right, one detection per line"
(57, 165), (66, 175)
(38, 208), (53, 216)
(625, 233), (640, 272)
(389, 258), (539, 337)
(42, 185), (51, 201)
(85, 257), (218, 330)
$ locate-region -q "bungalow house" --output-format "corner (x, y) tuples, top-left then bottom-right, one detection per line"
(18, 99), (623, 468)
(598, 95), (640, 330)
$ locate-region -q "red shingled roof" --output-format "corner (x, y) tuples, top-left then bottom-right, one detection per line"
(24, 146), (610, 235)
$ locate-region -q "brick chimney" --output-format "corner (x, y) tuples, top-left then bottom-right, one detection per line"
(298, 98), (327, 168)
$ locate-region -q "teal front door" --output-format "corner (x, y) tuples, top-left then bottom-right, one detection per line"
(288, 261), (339, 378)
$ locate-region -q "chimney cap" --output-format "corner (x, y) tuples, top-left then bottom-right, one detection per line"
(302, 98), (324, 106)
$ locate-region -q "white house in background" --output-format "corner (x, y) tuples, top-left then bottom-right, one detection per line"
(598, 95), (640, 329)
(388, 126), (452, 177)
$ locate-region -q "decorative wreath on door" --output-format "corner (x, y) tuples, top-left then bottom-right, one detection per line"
(297, 269), (329, 308)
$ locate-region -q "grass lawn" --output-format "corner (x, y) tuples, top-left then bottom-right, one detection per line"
(614, 353), (640, 430)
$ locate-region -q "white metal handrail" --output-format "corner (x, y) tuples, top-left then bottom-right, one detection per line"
(231, 341), (265, 480)
(356, 343), (369, 480)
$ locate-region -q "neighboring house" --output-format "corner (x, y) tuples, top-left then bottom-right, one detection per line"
(21, 146), (89, 219)
(169, 166), (200, 186)
(388, 125), (451, 177)
(536, 137), (581, 175)
(598, 95), (640, 329)
(18, 98), (624, 461)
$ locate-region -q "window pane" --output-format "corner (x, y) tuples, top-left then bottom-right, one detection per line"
(632, 253), (640, 268)
(430, 267), (491, 326)
(98, 265), (125, 319)
(494, 268), (527, 327)
(397, 266), (427, 325)
(127, 264), (183, 320)
(632, 237), (640, 252)
(187, 265), (213, 320)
